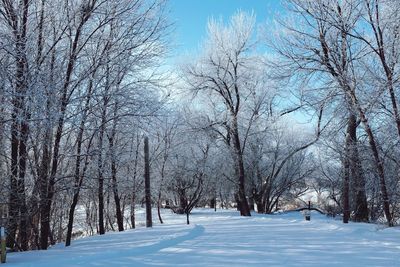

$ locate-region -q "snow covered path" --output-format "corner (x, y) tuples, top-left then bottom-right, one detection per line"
(7, 209), (400, 267)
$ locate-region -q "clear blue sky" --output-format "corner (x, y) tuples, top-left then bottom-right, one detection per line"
(168, 0), (284, 54)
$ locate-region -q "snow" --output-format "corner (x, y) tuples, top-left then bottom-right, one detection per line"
(7, 209), (400, 267)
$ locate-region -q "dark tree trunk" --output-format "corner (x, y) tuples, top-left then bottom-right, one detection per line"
(144, 136), (152, 228)
(108, 125), (124, 232)
(179, 189), (187, 212)
(65, 195), (79, 247)
(231, 116), (251, 216)
(209, 198), (216, 209)
(65, 77), (95, 246)
(8, 116), (19, 250)
(256, 202), (265, 214)
(157, 191), (164, 224)
(110, 138), (124, 232)
(130, 197), (135, 229)
(234, 193), (241, 211)
(108, 84), (124, 232)
(97, 115), (106, 235)
(40, 200), (52, 250)
(248, 195), (254, 211)
(343, 124), (351, 224)
(98, 174), (105, 235)
(347, 114), (369, 222)
(253, 190), (264, 214)
(18, 116), (29, 251)
(97, 79), (109, 235)
(348, 91), (393, 226)
(236, 147), (251, 216)
(7, 0), (30, 250)
(38, 32), (54, 252)
(130, 136), (140, 229)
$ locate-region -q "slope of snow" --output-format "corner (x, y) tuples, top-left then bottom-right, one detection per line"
(7, 209), (400, 267)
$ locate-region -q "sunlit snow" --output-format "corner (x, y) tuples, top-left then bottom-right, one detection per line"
(7, 209), (400, 267)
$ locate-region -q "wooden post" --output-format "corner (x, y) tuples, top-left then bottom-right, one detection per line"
(1, 227), (6, 263)
(144, 136), (152, 228)
(305, 201), (311, 221)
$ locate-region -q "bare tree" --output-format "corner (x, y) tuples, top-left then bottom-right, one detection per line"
(184, 12), (264, 216)
(272, 0), (392, 225)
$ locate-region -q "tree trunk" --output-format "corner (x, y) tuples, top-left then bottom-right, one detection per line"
(130, 195), (135, 229)
(110, 136), (124, 232)
(65, 77), (95, 246)
(7, 0), (30, 250)
(347, 114), (369, 222)
(157, 151), (167, 224)
(256, 201), (265, 214)
(97, 108), (106, 235)
(237, 153), (251, 216)
(157, 191), (164, 224)
(234, 193), (241, 212)
(17, 114), (29, 251)
(232, 116), (251, 216)
(8, 115), (19, 250)
(209, 198), (216, 209)
(66, 195), (79, 247)
(248, 195), (254, 211)
(347, 91), (393, 226)
(343, 124), (351, 224)
(130, 136), (140, 229)
(144, 136), (152, 228)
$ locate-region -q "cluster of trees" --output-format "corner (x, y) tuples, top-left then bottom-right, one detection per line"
(181, 12), (319, 217)
(0, 0), (170, 250)
(271, 0), (400, 226)
(0, 0), (399, 252)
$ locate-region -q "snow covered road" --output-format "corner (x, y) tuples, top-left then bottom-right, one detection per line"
(7, 209), (400, 266)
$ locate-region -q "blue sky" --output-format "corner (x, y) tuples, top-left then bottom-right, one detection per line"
(168, 0), (284, 54)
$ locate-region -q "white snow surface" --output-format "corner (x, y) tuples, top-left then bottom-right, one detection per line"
(7, 209), (400, 266)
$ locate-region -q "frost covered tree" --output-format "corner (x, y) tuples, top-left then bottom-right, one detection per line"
(246, 123), (316, 213)
(0, 0), (170, 250)
(271, 0), (400, 226)
(183, 12), (265, 216)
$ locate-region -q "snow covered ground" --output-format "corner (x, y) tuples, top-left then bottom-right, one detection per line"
(7, 209), (400, 267)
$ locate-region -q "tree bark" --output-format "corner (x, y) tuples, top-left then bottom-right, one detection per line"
(97, 106), (106, 235)
(231, 116), (251, 216)
(6, 0), (30, 251)
(109, 133), (124, 232)
(343, 124), (351, 224)
(347, 90), (393, 226)
(144, 136), (152, 228)
(157, 191), (164, 224)
(347, 114), (369, 222)
(65, 79), (95, 246)
(130, 136), (140, 229)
